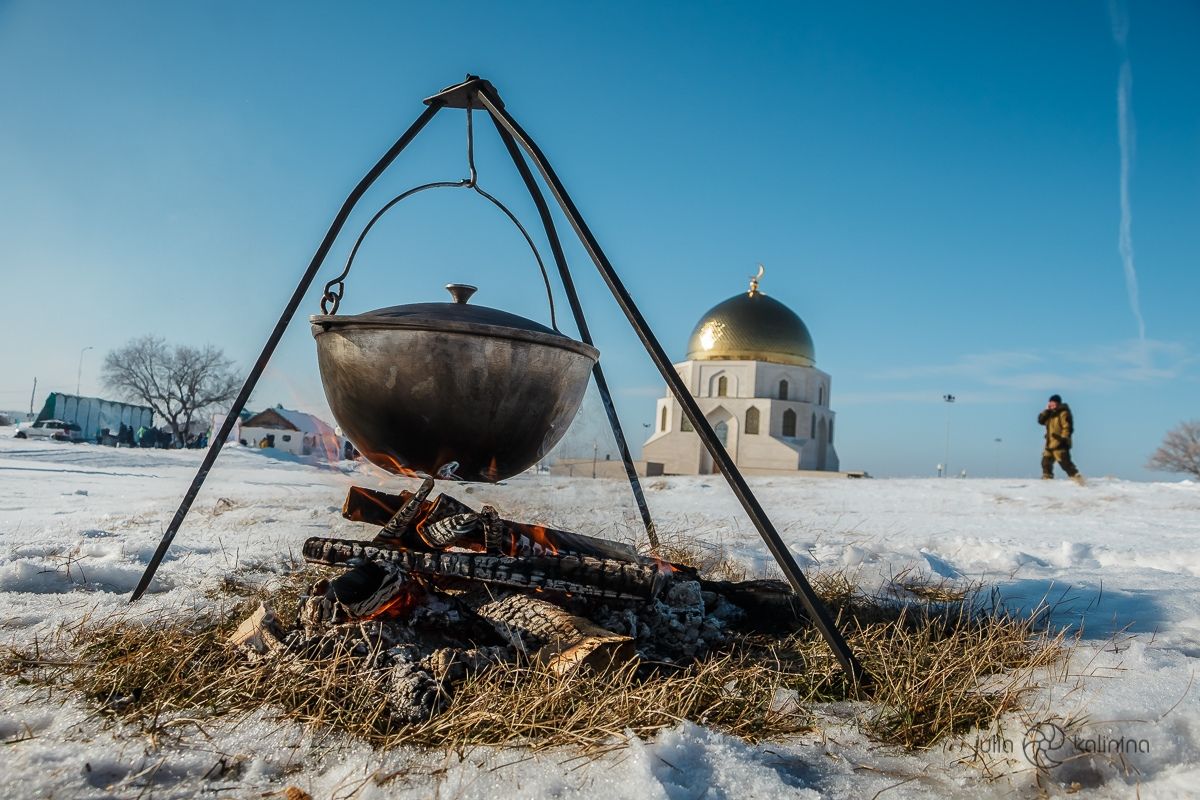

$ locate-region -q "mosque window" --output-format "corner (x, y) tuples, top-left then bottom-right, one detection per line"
(782, 409), (797, 437)
(778, 379), (789, 400)
(811, 413), (816, 438)
(660, 406), (667, 432)
(681, 416), (694, 432)
(818, 386), (825, 406)
(829, 418), (834, 443)
(745, 406), (760, 435)
(717, 376), (728, 397)
(714, 420), (729, 447)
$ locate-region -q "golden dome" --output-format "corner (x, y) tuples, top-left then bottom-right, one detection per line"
(685, 269), (815, 367)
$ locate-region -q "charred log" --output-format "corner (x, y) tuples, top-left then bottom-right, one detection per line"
(461, 591), (635, 676)
(303, 536), (670, 601)
(419, 512), (480, 548)
(698, 579), (810, 632)
(342, 486), (643, 563)
(376, 476), (435, 544)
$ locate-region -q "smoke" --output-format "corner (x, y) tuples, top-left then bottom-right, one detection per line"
(1109, 0), (1146, 341)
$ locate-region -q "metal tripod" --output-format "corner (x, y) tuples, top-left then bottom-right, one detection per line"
(128, 75), (870, 693)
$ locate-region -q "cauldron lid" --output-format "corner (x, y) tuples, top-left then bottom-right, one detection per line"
(314, 300), (559, 331)
(310, 284), (598, 360)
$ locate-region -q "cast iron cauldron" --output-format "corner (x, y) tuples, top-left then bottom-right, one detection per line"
(311, 284), (598, 482)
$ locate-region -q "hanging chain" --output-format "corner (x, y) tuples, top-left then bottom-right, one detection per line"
(320, 107), (559, 331)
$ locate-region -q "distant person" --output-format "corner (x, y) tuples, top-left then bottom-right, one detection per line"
(1038, 394), (1083, 483)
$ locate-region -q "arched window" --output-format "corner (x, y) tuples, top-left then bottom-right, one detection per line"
(714, 419), (729, 447)
(810, 413), (816, 438)
(778, 379), (789, 400)
(681, 416), (694, 432)
(745, 406), (760, 435)
(660, 406), (667, 432)
(717, 376), (728, 397)
(829, 418), (834, 443)
(818, 386), (825, 406)
(782, 409), (797, 437)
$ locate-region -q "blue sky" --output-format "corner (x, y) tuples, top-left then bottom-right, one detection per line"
(1, 1), (1197, 479)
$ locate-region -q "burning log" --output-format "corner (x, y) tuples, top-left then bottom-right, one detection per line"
(420, 512), (479, 548)
(375, 476), (435, 544)
(303, 536), (671, 601)
(342, 485), (642, 563)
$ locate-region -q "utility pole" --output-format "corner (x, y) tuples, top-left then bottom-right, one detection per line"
(29, 377), (37, 419)
(77, 346), (94, 396)
(994, 437), (1002, 477)
(942, 394), (956, 477)
(592, 441), (598, 479)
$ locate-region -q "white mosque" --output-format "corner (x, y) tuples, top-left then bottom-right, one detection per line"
(642, 268), (839, 475)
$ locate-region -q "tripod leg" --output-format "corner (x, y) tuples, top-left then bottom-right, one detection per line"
(488, 115), (658, 549)
(128, 104), (443, 602)
(476, 88), (869, 692)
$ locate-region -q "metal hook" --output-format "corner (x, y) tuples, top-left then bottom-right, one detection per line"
(319, 103), (559, 331)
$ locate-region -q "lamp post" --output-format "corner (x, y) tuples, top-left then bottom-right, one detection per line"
(993, 437), (1002, 477)
(942, 394), (956, 477)
(76, 346), (94, 396)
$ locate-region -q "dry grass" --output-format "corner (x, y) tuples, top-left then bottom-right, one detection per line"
(643, 530), (750, 582)
(1, 561), (1069, 754)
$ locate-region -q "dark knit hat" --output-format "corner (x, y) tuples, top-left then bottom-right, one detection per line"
(1049, 394), (1062, 403)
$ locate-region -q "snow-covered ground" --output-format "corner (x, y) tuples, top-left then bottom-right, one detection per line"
(2, 430), (1198, 798)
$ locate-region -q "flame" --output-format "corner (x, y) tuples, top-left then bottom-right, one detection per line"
(360, 584), (424, 621)
(649, 556), (677, 576)
(483, 455), (501, 483)
(364, 450), (426, 480)
(409, 501), (440, 545)
(520, 524), (560, 557)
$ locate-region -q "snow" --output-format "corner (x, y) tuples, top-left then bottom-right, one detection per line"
(2, 429), (1199, 798)
(273, 405), (338, 437)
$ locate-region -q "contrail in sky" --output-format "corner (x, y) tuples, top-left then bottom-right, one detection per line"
(1109, 0), (1146, 341)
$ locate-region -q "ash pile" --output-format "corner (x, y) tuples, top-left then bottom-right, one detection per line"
(230, 478), (807, 723)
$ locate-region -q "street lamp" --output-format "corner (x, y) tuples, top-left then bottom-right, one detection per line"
(993, 437), (1002, 477)
(77, 346), (94, 396)
(942, 394), (956, 477)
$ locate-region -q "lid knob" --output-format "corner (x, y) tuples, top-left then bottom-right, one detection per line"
(445, 283), (478, 304)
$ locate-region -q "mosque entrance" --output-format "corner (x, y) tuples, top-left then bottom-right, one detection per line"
(698, 407), (736, 474)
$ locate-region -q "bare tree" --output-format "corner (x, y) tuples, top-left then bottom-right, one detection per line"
(102, 336), (240, 446)
(1147, 420), (1200, 479)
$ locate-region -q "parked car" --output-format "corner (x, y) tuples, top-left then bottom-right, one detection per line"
(14, 419), (85, 442)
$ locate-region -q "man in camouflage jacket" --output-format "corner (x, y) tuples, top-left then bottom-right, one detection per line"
(1038, 394), (1081, 480)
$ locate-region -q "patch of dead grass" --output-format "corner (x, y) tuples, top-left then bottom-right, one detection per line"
(2, 565), (1070, 754)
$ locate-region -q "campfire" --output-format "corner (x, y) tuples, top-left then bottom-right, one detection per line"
(230, 477), (807, 723)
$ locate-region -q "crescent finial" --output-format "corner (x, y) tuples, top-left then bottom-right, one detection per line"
(749, 263), (764, 294)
